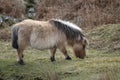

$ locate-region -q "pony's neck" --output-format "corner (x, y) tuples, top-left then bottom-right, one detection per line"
(50, 19), (83, 40)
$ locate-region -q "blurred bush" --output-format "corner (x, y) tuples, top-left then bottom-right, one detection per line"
(0, 0), (26, 18)
(0, 0), (120, 28)
(35, 0), (120, 28)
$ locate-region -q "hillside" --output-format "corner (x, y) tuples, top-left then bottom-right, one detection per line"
(86, 24), (120, 53)
(0, 24), (120, 80)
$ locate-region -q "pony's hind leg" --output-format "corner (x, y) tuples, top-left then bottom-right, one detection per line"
(17, 37), (28, 65)
(50, 47), (57, 62)
(17, 48), (25, 65)
(58, 45), (71, 60)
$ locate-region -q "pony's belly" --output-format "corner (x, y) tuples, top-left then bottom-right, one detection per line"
(30, 34), (58, 50)
(30, 39), (56, 50)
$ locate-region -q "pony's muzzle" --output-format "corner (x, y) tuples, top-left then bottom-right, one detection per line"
(75, 49), (86, 59)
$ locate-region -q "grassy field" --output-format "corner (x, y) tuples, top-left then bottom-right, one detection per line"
(0, 24), (120, 80)
(0, 41), (120, 80)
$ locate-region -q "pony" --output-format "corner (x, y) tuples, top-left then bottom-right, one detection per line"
(11, 19), (88, 65)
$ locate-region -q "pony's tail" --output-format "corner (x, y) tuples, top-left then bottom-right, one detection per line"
(12, 26), (19, 49)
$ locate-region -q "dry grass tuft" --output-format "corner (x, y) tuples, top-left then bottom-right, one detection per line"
(0, 27), (11, 41)
(98, 71), (115, 80)
(0, 0), (26, 18)
(46, 71), (61, 80)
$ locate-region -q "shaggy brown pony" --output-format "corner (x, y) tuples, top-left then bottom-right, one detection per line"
(11, 19), (88, 65)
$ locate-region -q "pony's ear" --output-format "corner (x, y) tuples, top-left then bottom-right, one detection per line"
(82, 37), (88, 46)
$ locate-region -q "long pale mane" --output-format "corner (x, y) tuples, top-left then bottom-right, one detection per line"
(50, 19), (84, 40)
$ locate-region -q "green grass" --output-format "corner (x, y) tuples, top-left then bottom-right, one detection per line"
(0, 24), (120, 80)
(0, 41), (120, 80)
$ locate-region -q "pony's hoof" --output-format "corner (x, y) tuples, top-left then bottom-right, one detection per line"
(22, 54), (24, 58)
(18, 60), (25, 65)
(65, 56), (72, 60)
(50, 57), (56, 62)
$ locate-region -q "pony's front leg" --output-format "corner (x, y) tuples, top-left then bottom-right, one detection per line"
(58, 45), (72, 60)
(17, 49), (24, 65)
(50, 47), (57, 62)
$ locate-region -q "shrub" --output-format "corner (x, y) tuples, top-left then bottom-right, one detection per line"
(0, 0), (26, 18)
(35, 0), (120, 27)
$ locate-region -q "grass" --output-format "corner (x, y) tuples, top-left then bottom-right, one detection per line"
(0, 24), (120, 80)
(0, 41), (120, 80)
(86, 24), (120, 53)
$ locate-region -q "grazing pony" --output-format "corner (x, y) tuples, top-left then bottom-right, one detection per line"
(11, 19), (87, 65)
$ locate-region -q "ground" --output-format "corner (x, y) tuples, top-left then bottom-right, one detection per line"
(0, 24), (120, 80)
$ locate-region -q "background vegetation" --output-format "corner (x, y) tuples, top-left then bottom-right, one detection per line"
(0, 0), (120, 27)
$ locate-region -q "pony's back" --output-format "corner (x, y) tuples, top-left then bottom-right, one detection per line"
(12, 19), (67, 50)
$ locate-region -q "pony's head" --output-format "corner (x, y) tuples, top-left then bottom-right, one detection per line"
(50, 19), (88, 59)
(73, 37), (88, 59)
